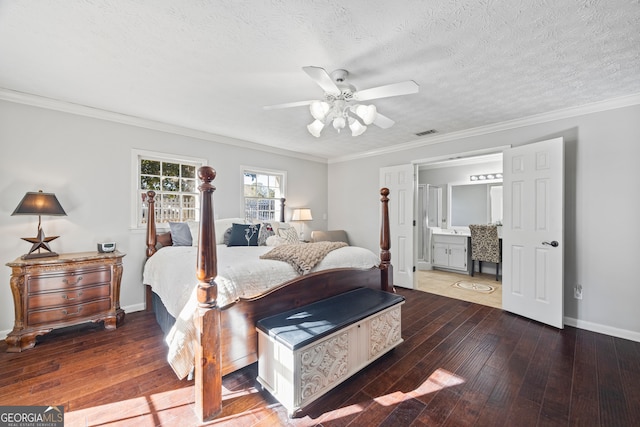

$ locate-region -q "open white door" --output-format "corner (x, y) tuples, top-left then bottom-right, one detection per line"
(502, 137), (564, 328)
(380, 164), (415, 289)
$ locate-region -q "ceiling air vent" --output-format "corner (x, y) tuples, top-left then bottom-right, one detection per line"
(415, 129), (437, 137)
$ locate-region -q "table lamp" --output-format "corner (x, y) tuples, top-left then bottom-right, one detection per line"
(291, 208), (313, 240)
(12, 190), (67, 259)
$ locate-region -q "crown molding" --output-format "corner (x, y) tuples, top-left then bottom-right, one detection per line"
(3, 87), (639, 166)
(0, 88), (327, 164)
(328, 92), (640, 164)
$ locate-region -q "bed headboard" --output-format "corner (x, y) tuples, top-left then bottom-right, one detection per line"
(145, 190), (286, 257)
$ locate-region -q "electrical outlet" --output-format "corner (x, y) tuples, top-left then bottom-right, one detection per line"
(574, 284), (583, 300)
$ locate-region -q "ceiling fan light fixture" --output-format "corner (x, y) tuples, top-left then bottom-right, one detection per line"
(266, 66), (419, 138)
(307, 119), (325, 137)
(309, 101), (330, 121)
(354, 104), (377, 125)
(349, 118), (367, 136)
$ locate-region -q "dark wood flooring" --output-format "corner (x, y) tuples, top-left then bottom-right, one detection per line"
(1, 288), (639, 426)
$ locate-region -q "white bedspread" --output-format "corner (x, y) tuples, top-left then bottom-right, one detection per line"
(142, 244), (380, 378)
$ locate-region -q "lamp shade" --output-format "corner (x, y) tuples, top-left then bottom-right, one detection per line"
(354, 104), (377, 125)
(309, 101), (330, 121)
(12, 191), (67, 216)
(291, 208), (313, 221)
(307, 119), (325, 137)
(349, 118), (367, 136)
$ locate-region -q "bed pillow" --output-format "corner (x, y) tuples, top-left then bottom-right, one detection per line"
(169, 222), (193, 246)
(277, 227), (299, 244)
(214, 218), (246, 244)
(223, 227), (233, 245)
(227, 223), (261, 246)
(257, 222), (275, 245)
(272, 221), (291, 230)
(157, 232), (173, 248)
(266, 235), (288, 246)
(186, 221), (199, 246)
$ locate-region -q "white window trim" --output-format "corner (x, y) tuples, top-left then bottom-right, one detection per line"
(131, 149), (207, 229)
(240, 165), (287, 222)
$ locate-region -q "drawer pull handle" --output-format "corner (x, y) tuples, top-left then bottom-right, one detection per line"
(62, 307), (83, 316)
(61, 291), (83, 301)
(62, 276), (84, 286)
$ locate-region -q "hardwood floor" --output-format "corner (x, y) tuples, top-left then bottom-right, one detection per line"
(1, 288), (638, 426)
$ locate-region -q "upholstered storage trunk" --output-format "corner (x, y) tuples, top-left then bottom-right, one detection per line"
(256, 288), (405, 416)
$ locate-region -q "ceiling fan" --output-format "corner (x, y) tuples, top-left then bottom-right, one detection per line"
(264, 66), (419, 137)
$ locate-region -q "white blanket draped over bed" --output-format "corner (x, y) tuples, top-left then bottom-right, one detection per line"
(142, 243), (380, 378)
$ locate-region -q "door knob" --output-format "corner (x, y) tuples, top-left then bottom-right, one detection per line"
(542, 241), (559, 247)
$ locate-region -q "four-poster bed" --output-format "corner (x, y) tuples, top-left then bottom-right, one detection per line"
(144, 165), (393, 421)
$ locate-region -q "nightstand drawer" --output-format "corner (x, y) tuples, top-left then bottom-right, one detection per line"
(28, 268), (111, 293)
(28, 283), (111, 310)
(28, 298), (112, 326)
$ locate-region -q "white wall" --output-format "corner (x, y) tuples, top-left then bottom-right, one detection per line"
(329, 103), (640, 341)
(0, 100), (328, 336)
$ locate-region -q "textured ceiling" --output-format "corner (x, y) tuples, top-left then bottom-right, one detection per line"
(1, 1), (639, 161)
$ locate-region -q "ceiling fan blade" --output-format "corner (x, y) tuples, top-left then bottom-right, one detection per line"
(302, 66), (341, 96)
(263, 100), (314, 110)
(373, 112), (395, 129)
(354, 80), (419, 101)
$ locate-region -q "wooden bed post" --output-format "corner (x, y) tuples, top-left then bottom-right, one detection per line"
(280, 197), (286, 222)
(194, 166), (222, 422)
(380, 188), (393, 292)
(145, 191), (157, 258)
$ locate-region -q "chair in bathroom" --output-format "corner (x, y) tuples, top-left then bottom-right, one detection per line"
(469, 224), (501, 281)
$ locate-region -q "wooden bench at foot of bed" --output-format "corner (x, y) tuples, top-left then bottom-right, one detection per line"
(256, 288), (405, 417)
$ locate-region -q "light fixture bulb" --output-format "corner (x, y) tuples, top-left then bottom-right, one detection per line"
(355, 104), (377, 125)
(309, 101), (330, 121)
(348, 118), (367, 136)
(333, 116), (346, 132)
(307, 119), (325, 137)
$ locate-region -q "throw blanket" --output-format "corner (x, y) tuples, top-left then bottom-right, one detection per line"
(260, 241), (348, 274)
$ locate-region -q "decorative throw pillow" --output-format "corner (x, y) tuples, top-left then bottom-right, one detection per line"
(169, 222), (193, 246)
(223, 227), (233, 245)
(258, 222), (275, 246)
(214, 218), (246, 244)
(277, 227), (299, 244)
(266, 235), (287, 246)
(227, 223), (261, 246)
(186, 221), (199, 246)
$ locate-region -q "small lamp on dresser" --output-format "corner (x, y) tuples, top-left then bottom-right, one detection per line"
(12, 190), (67, 259)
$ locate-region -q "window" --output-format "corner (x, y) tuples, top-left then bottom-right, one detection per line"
(243, 167), (286, 222)
(132, 150), (205, 228)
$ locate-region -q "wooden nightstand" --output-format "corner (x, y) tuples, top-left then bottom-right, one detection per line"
(5, 251), (125, 352)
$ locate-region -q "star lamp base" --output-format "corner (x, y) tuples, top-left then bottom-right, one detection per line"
(21, 251), (59, 260)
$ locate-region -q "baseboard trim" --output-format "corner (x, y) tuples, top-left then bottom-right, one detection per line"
(123, 303), (146, 314)
(564, 316), (640, 343)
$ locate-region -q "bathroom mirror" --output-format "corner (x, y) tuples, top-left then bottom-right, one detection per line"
(449, 182), (503, 227)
